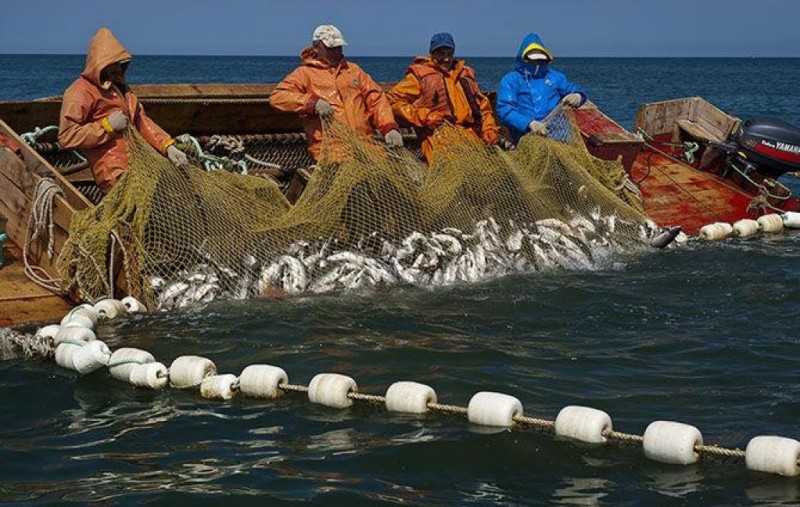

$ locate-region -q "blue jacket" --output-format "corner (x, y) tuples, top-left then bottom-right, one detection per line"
(496, 33), (586, 142)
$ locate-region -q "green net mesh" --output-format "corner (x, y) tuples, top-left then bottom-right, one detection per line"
(56, 108), (656, 310)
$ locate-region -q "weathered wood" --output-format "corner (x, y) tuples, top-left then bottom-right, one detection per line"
(0, 241), (72, 327)
(0, 119), (92, 211)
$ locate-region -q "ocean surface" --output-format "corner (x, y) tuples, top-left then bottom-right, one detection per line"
(1, 56), (800, 506)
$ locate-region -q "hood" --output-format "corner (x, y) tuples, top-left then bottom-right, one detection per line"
(300, 46), (347, 70)
(411, 56), (465, 75)
(514, 33), (553, 79)
(81, 27), (132, 90)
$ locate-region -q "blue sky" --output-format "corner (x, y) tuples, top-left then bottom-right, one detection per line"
(1, 0), (799, 57)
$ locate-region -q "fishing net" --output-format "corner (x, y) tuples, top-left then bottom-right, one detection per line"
(56, 108), (656, 310)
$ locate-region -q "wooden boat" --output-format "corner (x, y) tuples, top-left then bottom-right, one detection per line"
(1, 86), (797, 325)
(574, 96), (800, 234)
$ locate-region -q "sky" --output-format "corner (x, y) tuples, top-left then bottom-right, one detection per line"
(1, 0), (799, 57)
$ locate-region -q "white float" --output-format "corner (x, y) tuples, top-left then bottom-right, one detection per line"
(61, 304), (99, 326)
(467, 391), (523, 427)
(307, 373), (357, 409)
(108, 347), (155, 382)
(93, 298), (127, 320)
(35, 324), (61, 341)
(54, 326), (96, 345)
(555, 405), (612, 444)
(200, 374), (239, 400)
(643, 420), (703, 465)
(54, 342), (82, 371)
(746, 436), (800, 477)
(238, 365), (288, 399)
(121, 296), (148, 313)
(757, 213), (784, 233)
(732, 219), (760, 238)
(699, 222), (733, 240)
(62, 314), (95, 330)
(129, 362), (169, 390)
(169, 355), (217, 389)
(71, 340), (112, 374)
(385, 381), (437, 414)
(783, 212), (800, 229)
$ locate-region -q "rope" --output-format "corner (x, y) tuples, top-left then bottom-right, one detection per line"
(19, 125), (59, 145)
(347, 392), (386, 404)
(176, 133), (248, 174)
(22, 178), (65, 293)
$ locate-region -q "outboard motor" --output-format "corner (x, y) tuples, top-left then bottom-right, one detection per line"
(713, 118), (800, 179)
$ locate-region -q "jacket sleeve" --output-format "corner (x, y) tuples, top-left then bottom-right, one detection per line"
(132, 96), (174, 155)
(386, 72), (427, 127)
(476, 89), (499, 143)
(58, 84), (114, 150)
(554, 71), (586, 105)
(496, 73), (533, 134)
(360, 68), (398, 134)
(269, 68), (317, 115)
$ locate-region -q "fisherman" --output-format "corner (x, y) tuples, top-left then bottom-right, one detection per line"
(269, 24), (403, 161)
(387, 32), (509, 164)
(58, 27), (188, 194)
(496, 33), (586, 143)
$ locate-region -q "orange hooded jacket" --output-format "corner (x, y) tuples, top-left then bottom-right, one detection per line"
(269, 47), (398, 161)
(58, 28), (174, 193)
(388, 57), (499, 163)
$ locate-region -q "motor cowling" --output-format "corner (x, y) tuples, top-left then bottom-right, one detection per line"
(732, 117), (800, 177)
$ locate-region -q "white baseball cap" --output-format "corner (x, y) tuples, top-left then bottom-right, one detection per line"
(312, 25), (347, 48)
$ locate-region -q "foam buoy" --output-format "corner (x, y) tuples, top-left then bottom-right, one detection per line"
(757, 214), (784, 233)
(732, 219), (759, 238)
(385, 381), (437, 414)
(93, 299), (127, 320)
(307, 373), (357, 408)
(169, 355), (217, 389)
(200, 374), (239, 400)
(129, 362), (169, 390)
(54, 326), (96, 345)
(54, 342), (81, 370)
(61, 304), (99, 327)
(71, 340), (111, 374)
(121, 296), (148, 313)
(783, 212), (800, 229)
(746, 436), (800, 476)
(62, 313), (95, 330)
(467, 391), (523, 427)
(108, 347), (155, 382)
(35, 324), (61, 341)
(238, 365), (288, 399)
(643, 420), (703, 464)
(555, 405), (612, 444)
(699, 222), (732, 240)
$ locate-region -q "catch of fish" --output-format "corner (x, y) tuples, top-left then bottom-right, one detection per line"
(150, 211), (683, 310)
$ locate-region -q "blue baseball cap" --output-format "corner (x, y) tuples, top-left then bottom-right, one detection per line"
(430, 33), (455, 52)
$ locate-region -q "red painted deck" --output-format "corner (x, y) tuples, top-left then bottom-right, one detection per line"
(630, 150), (754, 234)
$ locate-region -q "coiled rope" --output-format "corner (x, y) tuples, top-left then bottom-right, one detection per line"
(22, 178), (65, 293)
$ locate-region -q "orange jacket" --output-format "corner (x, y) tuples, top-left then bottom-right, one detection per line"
(269, 47), (398, 161)
(58, 28), (174, 193)
(388, 57), (499, 163)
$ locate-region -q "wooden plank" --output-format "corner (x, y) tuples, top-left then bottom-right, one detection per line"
(0, 120), (92, 211)
(0, 148), (75, 232)
(0, 241), (72, 326)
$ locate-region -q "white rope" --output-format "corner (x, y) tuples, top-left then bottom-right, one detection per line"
(22, 178), (65, 293)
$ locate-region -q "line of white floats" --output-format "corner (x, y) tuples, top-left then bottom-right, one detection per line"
(34, 296), (800, 479)
(699, 211), (800, 240)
